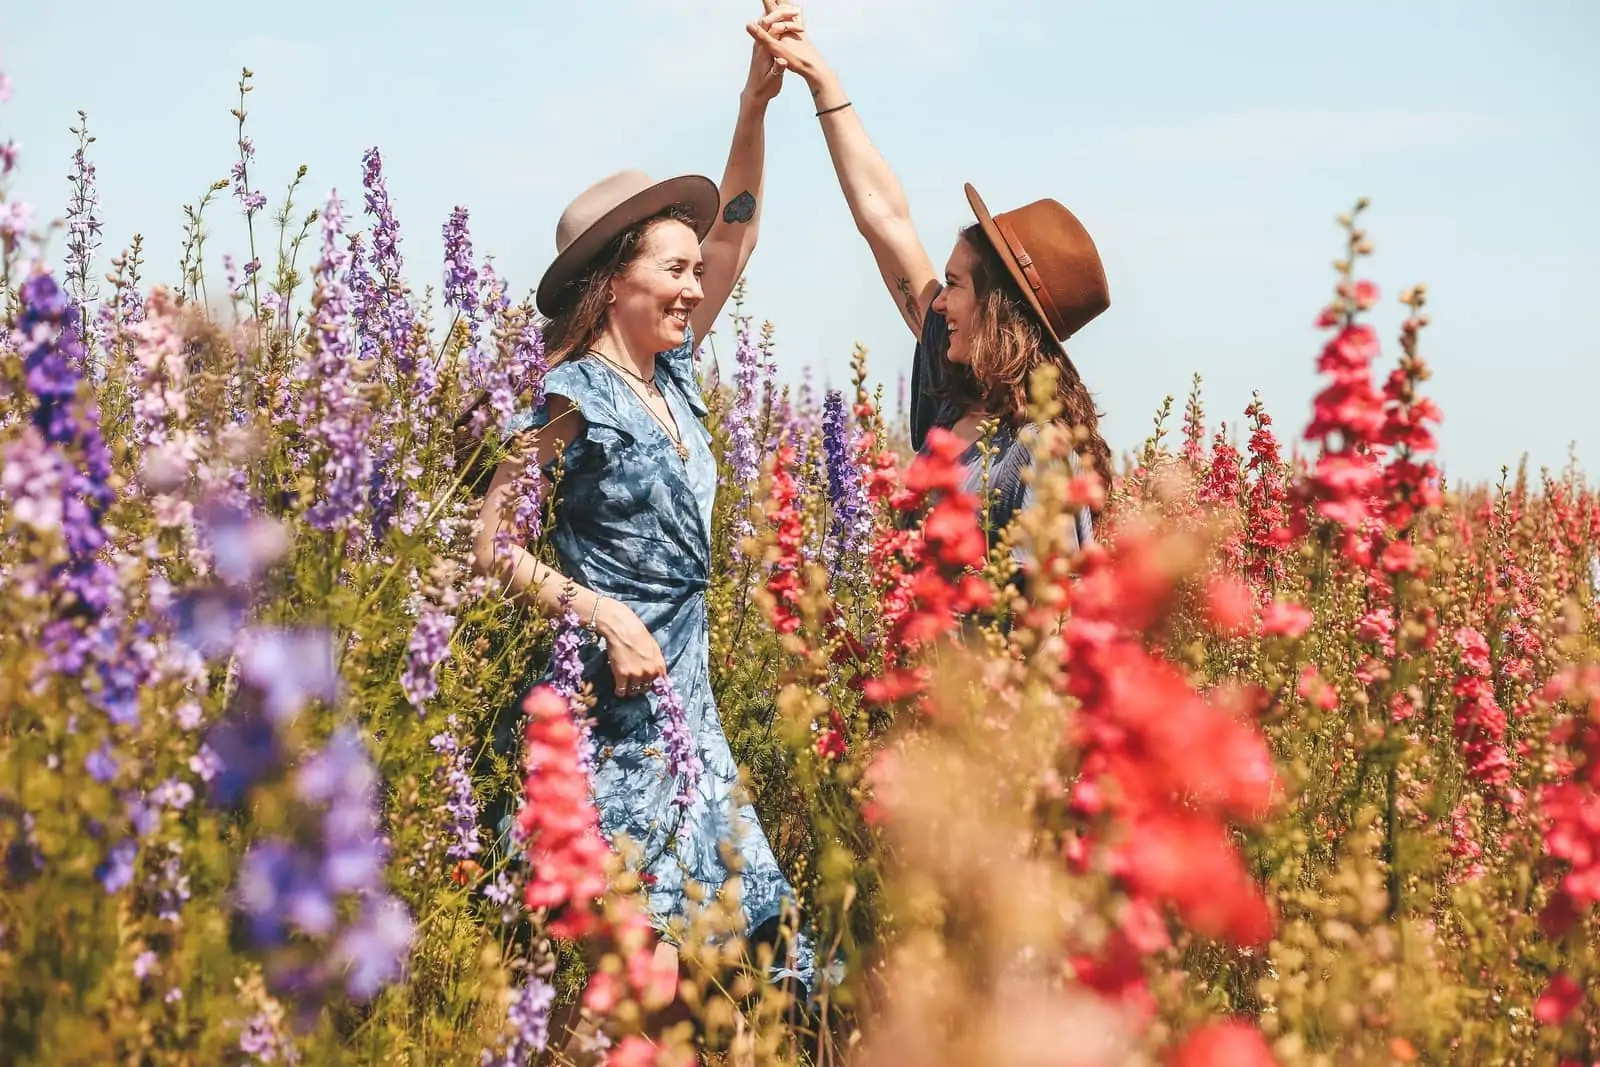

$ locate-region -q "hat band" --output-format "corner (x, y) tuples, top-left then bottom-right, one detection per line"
(994, 215), (1066, 337)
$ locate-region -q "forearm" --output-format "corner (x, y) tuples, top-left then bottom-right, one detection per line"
(694, 93), (770, 339)
(711, 93), (769, 249)
(809, 69), (914, 230)
(489, 541), (605, 624)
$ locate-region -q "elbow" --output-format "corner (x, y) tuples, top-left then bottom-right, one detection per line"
(469, 514), (500, 579)
(853, 195), (913, 242)
(469, 539), (494, 580)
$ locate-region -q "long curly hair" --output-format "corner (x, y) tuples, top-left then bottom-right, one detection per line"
(941, 222), (1112, 489)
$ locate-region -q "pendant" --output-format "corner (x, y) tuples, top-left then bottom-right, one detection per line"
(675, 442), (690, 461)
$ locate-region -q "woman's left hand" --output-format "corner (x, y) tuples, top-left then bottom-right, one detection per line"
(741, 2), (803, 104)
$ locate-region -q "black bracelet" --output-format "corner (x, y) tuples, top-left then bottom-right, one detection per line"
(815, 101), (852, 118)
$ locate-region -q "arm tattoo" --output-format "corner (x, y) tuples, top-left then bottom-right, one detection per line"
(895, 276), (920, 327)
(722, 191), (757, 224)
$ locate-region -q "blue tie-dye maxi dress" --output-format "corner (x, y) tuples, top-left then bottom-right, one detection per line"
(502, 330), (813, 991)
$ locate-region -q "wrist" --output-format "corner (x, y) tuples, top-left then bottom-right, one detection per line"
(737, 90), (771, 116)
(809, 69), (844, 108)
(590, 596), (622, 639)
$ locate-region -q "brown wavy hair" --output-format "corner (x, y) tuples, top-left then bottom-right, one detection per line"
(541, 203), (702, 368)
(944, 222), (1112, 489)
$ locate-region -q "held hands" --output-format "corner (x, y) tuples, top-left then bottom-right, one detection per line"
(747, 1), (828, 90)
(741, 1), (802, 103)
(593, 596), (668, 699)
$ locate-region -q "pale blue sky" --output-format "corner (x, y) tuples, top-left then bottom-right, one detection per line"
(5, 1), (1598, 483)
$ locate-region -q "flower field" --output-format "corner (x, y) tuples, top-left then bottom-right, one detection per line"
(4, 67), (1600, 1067)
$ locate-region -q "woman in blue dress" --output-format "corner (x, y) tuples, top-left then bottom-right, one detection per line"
(471, 5), (812, 1029)
(751, 15), (1109, 558)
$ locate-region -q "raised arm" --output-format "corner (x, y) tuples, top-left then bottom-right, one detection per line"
(750, 16), (939, 337)
(691, 22), (788, 344)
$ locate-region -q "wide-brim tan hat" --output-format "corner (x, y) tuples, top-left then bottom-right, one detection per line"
(964, 182), (1110, 342)
(535, 169), (720, 318)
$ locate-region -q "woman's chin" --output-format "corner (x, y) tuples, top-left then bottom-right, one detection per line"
(657, 323), (688, 351)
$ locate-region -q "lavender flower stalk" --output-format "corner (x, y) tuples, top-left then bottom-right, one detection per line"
(480, 975), (555, 1067)
(822, 389), (873, 567)
(360, 148), (426, 394)
(725, 318), (762, 560)
(63, 112), (102, 324)
(401, 569), (462, 714)
(128, 287), (197, 524)
(234, 727), (415, 1021)
(651, 675), (701, 815)
(301, 192), (375, 542)
(15, 270), (130, 721)
(492, 456), (544, 566)
(428, 715), (481, 864)
(442, 205), (481, 351)
(549, 599), (595, 776)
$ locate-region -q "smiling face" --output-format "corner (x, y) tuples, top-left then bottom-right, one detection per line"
(609, 217), (704, 353)
(931, 236), (982, 365)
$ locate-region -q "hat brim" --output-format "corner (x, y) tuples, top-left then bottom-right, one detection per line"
(536, 174), (721, 319)
(964, 181), (1063, 342)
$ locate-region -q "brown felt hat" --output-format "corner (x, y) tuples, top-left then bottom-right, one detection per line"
(535, 169), (721, 318)
(964, 182), (1109, 341)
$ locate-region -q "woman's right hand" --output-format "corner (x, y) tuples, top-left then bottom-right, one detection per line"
(748, 3), (830, 91)
(593, 597), (668, 699)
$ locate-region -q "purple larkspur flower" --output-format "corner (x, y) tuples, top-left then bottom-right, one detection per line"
(150, 777), (195, 811)
(245, 729), (393, 956)
(84, 741), (119, 782)
(822, 389), (873, 566)
(360, 148), (422, 381)
(17, 270), (130, 717)
(239, 1005), (301, 1064)
(202, 627), (342, 811)
(483, 873), (516, 908)
(196, 495), (289, 589)
(429, 715), (481, 863)
(238, 838), (336, 944)
(442, 206), (480, 339)
(126, 288), (198, 509)
(1, 428), (67, 532)
(150, 841), (191, 924)
(725, 318), (762, 559)
(133, 949), (158, 980)
(334, 895), (414, 1000)
(727, 318), (762, 485)
(296, 726), (386, 895)
(492, 458), (543, 564)
(233, 136), (267, 216)
(344, 230), (377, 362)
(302, 193), (375, 541)
(651, 675), (701, 815)
(97, 837), (138, 893)
(125, 793), (161, 839)
(549, 604), (595, 775)
(401, 596), (456, 713)
(2, 201), (34, 259)
(237, 628), (340, 724)
(480, 974), (555, 1066)
(64, 114), (103, 310)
